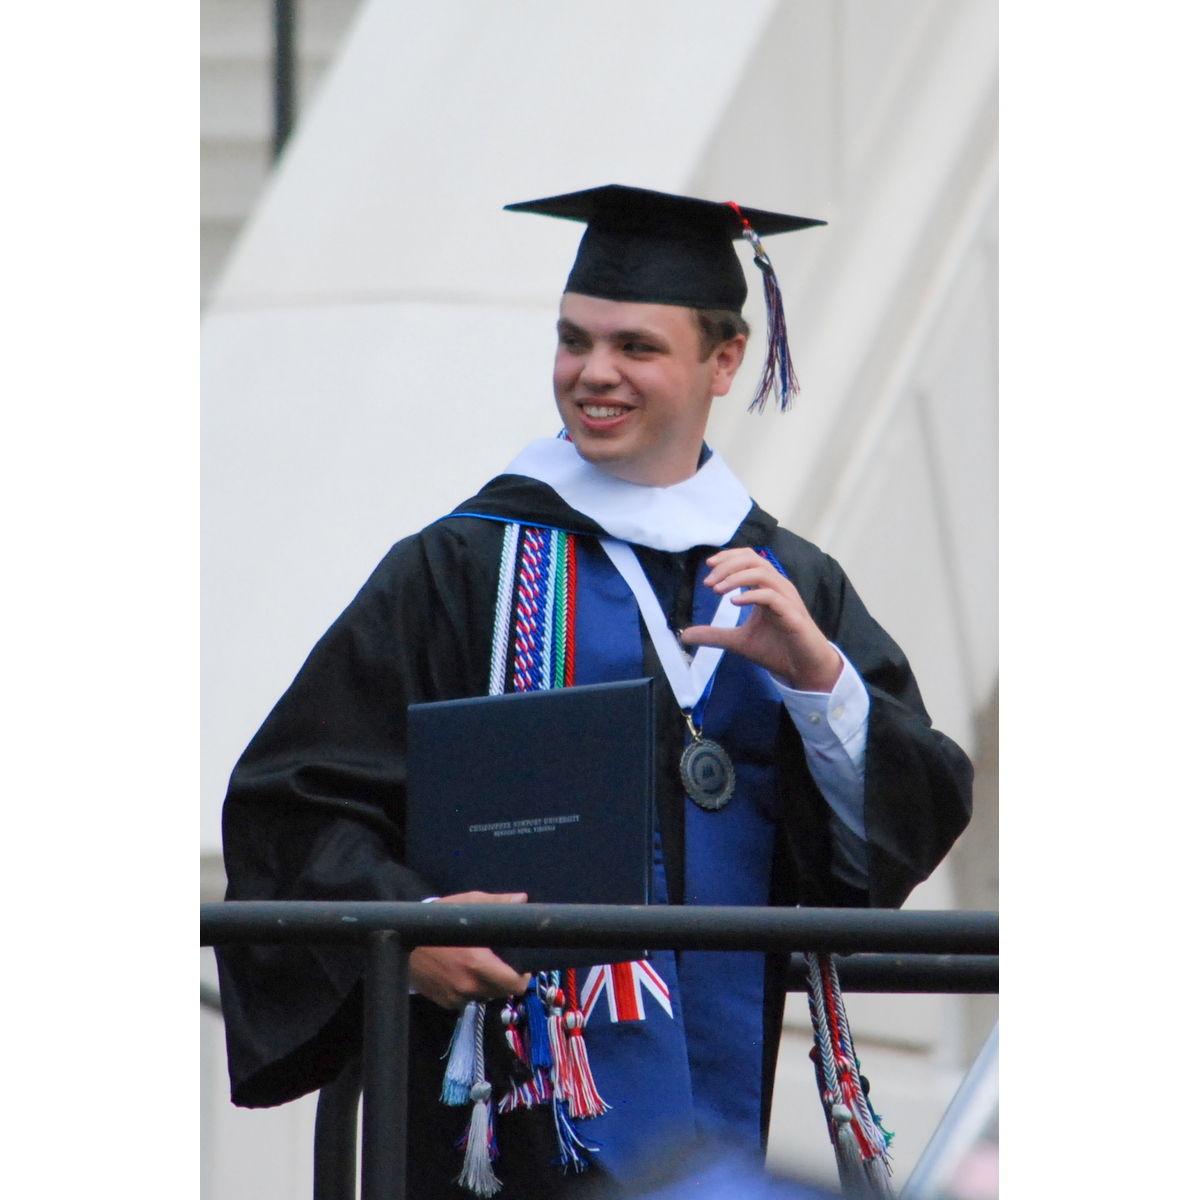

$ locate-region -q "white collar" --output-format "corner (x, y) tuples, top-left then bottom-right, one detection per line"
(502, 437), (752, 552)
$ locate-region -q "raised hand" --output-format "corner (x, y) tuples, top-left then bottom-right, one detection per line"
(679, 548), (843, 692)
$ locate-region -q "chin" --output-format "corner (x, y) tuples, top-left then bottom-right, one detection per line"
(572, 438), (624, 470)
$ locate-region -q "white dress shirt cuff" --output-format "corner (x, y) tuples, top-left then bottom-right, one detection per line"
(772, 644), (870, 853)
(773, 648), (869, 758)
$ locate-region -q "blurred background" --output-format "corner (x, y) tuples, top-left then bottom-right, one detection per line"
(199, 2), (998, 1195)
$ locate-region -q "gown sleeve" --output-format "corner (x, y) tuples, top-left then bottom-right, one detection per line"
(771, 532), (974, 910)
(214, 521), (500, 1107)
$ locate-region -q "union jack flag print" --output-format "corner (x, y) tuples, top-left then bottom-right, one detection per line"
(579, 959), (673, 1025)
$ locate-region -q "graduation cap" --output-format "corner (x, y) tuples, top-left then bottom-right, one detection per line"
(505, 184), (825, 411)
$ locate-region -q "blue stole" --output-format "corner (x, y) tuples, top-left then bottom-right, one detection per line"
(567, 538), (780, 1181)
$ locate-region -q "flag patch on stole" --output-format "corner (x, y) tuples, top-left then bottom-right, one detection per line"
(580, 960), (673, 1024)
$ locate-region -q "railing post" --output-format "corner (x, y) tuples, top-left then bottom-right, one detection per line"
(272, 0), (296, 161)
(361, 931), (409, 1200)
(313, 1058), (362, 1200)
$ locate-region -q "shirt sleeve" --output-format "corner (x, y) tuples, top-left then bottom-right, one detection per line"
(771, 645), (870, 888)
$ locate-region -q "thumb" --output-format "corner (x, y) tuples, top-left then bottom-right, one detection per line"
(679, 624), (739, 650)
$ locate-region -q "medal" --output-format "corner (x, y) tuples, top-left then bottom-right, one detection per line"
(680, 712), (735, 811)
(600, 538), (744, 814)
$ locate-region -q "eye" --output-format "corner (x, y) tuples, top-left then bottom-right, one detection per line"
(557, 331), (587, 352)
(623, 340), (659, 356)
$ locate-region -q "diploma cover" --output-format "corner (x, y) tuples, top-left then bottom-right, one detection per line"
(406, 678), (654, 969)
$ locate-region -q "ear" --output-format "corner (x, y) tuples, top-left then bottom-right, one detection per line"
(709, 334), (747, 398)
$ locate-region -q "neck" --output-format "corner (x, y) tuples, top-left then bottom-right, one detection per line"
(588, 441), (708, 489)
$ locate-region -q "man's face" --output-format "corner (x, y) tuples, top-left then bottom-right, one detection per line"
(553, 293), (745, 487)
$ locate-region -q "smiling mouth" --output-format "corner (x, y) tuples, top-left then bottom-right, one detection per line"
(580, 404), (630, 419)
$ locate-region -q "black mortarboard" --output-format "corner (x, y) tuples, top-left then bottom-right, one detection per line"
(504, 184), (826, 411)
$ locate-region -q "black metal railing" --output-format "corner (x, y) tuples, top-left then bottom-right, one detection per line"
(202, 901), (997, 1200)
(272, 0), (297, 161)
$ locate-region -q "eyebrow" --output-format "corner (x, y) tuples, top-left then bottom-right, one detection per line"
(556, 318), (664, 345)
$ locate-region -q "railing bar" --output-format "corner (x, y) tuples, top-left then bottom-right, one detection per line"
(810, 953), (999, 994)
(360, 931), (408, 1200)
(200, 902), (997, 956)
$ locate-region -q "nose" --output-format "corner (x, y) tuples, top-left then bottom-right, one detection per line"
(578, 345), (621, 390)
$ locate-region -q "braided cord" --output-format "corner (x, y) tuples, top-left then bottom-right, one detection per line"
(828, 959), (891, 1159)
(488, 523), (520, 695)
(564, 535), (577, 686)
(512, 528), (547, 692)
(553, 531), (569, 688)
(805, 953), (843, 1114)
(472, 1000), (487, 1085)
(538, 529), (555, 690)
(819, 958), (877, 1162)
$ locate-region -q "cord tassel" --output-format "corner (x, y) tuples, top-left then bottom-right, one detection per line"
(525, 975), (553, 1073)
(562, 970), (607, 1119)
(441, 1001), (480, 1106)
(863, 1154), (897, 1199)
(545, 982), (576, 1108)
(805, 952), (894, 1197)
(551, 1096), (597, 1174)
(456, 1003), (502, 1197)
(458, 1080), (501, 1197)
(497, 999), (541, 1113)
(833, 1104), (871, 1200)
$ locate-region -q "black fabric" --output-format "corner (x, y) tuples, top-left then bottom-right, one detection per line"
(215, 471), (972, 1196)
(504, 184), (825, 310)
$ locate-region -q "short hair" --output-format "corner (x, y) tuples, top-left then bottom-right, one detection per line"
(693, 308), (750, 360)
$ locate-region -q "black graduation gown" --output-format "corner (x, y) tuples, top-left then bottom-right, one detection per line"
(214, 473), (973, 1196)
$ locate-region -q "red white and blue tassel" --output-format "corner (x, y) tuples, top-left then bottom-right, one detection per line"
(497, 998), (547, 1113)
(727, 199), (800, 413)
(563, 968), (608, 1119)
(541, 971), (599, 1172)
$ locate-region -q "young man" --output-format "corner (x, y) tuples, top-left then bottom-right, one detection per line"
(216, 185), (972, 1197)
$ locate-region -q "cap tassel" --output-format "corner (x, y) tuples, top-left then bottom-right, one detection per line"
(727, 200), (800, 413)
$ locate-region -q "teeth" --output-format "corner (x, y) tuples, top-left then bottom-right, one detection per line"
(582, 405), (626, 418)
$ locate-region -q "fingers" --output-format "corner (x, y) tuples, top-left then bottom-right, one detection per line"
(703, 548), (781, 588)
(416, 893), (531, 1007)
(435, 891), (528, 905)
(729, 586), (794, 615)
(706, 563), (797, 600)
(678, 623), (740, 649)
(410, 944), (532, 1009)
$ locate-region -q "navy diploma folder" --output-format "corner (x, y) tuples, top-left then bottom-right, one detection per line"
(405, 678), (654, 970)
